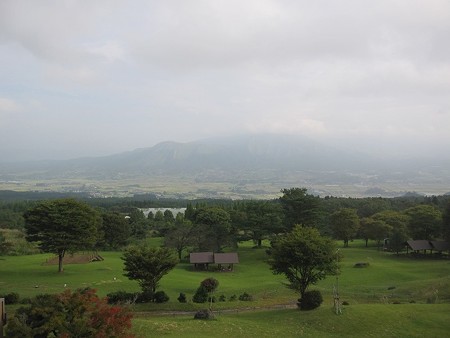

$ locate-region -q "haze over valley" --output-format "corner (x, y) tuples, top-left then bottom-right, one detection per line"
(1, 133), (448, 199)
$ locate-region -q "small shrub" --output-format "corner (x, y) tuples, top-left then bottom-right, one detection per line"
(238, 292), (253, 301)
(218, 294), (226, 302)
(153, 291), (169, 303)
(387, 286), (396, 290)
(136, 290), (154, 303)
(194, 309), (214, 320)
(2, 292), (20, 304)
(342, 301), (350, 306)
(201, 278), (219, 293)
(353, 262), (369, 268)
(208, 296), (216, 303)
(229, 294), (237, 301)
(298, 290), (323, 311)
(20, 297), (32, 305)
(193, 286), (208, 303)
(177, 292), (187, 303)
(106, 291), (137, 304)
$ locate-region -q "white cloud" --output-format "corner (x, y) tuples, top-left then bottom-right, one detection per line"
(0, 0), (450, 161)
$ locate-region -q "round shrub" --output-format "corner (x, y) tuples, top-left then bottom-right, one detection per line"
(177, 292), (187, 303)
(238, 292), (253, 301)
(2, 292), (20, 304)
(193, 286), (208, 303)
(228, 295), (237, 301)
(218, 294), (226, 302)
(136, 290), (154, 303)
(194, 309), (214, 320)
(106, 291), (137, 304)
(153, 291), (169, 303)
(298, 290), (323, 311)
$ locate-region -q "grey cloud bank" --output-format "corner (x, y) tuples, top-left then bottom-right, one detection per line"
(0, 0), (449, 162)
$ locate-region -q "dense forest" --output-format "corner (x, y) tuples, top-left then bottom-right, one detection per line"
(1, 189), (449, 256)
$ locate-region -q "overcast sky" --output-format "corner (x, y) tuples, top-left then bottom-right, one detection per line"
(1, 0), (449, 162)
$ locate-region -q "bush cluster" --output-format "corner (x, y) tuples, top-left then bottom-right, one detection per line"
(298, 290), (323, 311)
(238, 292), (253, 301)
(107, 290), (169, 304)
(1, 292), (20, 304)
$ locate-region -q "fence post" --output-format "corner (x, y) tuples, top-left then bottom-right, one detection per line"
(0, 297), (5, 338)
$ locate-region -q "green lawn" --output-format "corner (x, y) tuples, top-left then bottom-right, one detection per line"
(1, 239), (450, 336)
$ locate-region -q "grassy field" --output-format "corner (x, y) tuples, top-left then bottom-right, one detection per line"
(1, 240), (450, 336)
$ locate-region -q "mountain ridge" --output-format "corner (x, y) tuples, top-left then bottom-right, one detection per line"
(0, 133), (449, 198)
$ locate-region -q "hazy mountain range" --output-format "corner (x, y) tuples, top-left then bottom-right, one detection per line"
(1, 134), (449, 198)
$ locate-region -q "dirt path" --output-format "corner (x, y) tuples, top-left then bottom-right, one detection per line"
(133, 302), (297, 317)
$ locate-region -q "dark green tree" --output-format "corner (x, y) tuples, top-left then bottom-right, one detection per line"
(241, 201), (283, 247)
(267, 225), (337, 306)
(360, 217), (392, 248)
(24, 198), (101, 272)
(122, 246), (178, 293)
(442, 200), (450, 242)
(330, 208), (360, 247)
(389, 227), (409, 254)
(164, 216), (194, 260)
(279, 188), (321, 229)
(192, 207), (234, 252)
(404, 205), (442, 240)
(100, 211), (131, 249)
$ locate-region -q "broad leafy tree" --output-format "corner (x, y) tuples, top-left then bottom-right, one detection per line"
(241, 201), (283, 247)
(268, 225), (338, 305)
(100, 211), (131, 249)
(192, 207), (234, 252)
(122, 245), (178, 293)
(6, 288), (134, 338)
(24, 198), (101, 272)
(164, 214), (194, 260)
(330, 208), (360, 247)
(404, 205), (442, 240)
(279, 188), (321, 229)
(360, 217), (392, 248)
(442, 200), (450, 242)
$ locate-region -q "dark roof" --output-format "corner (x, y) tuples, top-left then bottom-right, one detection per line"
(430, 241), (450, 251)
(214, 253), (239, 264)
(190, 252), (214, 264)
(407, 240), (433, 251)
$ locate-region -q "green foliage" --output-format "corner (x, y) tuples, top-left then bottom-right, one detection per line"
(330, 208), (360, 247)
(100, 211), (132, 249)
(1, 292), (20, 304)
(23, 198), (101, 272)
(405, 205), (442, 239)
(122, 245), (178, 293)
(153, 290), (170, 303)
(279, 188), (321, 229)
(107, 290), (138, 304)
(192, 207), (234, 252)
(193, 286), (208, 303)
(177, 292), (187, 303)
(298, 290), (323, 310)
(200, 277), (219, 293)
(268, 225), (338, 300)
(238, 292), (253, 301)
(6, 288), (134, 338)
(443, 200), (450, 241)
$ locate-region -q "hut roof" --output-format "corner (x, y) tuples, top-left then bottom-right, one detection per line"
(430, 241), (450, 251)
(190, 252), (214, 264)
(407, 240), (433, 251)
(214, 252), (239, 264)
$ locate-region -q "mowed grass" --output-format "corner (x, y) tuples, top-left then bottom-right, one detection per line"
(1, 239), (450, 336)
(132, 304), (450, 337)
